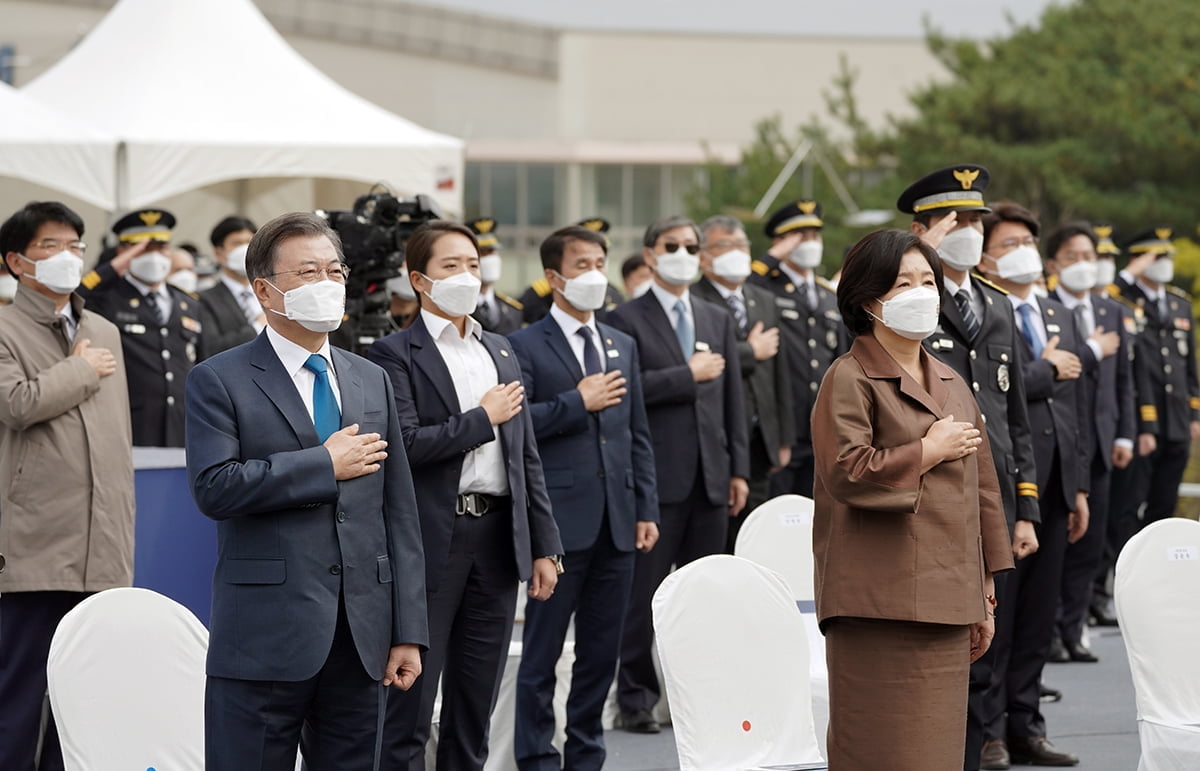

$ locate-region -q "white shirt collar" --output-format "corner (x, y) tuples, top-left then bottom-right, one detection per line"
(220, 272), (253, 295)
(1008, 292), (1041, 313)
(1055, 288), (1090, 312)
(707, 278), (741, 301)
(1135, 278), (1164, 303)
(421, 308), (482, 342)
(778, 260), (811, 288)
(265, 324), (334, 380)
(125, 272), (169, 301)
(649, 281), (691, 317)
(478, 286), (496, 305)
(549, 301), (598, 340)
(944, 274), (974, 299)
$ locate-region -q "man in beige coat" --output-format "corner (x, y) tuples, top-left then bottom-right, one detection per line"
(0, 201), (135, 770)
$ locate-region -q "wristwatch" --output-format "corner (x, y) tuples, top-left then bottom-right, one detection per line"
(542, 554), (565, 575)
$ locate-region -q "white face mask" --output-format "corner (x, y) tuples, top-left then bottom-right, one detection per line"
(20, 250), (84, 295)
(631, 279), (653, 298)
(711, 249), (752, 283)
(224, 244), (249, 276)
(1094, 259), (1116, 288)
(422, 271), (481, 317)
(0, 273), (17, 302)
(386, 273), (416, 301)
(266, 278), (345, 333)
(554, 269), (609, 312)
(1057, 261), (1099, 294)
(168, 269), (198, 294)
(787, 240), (823, 269)
(478, 255), (502, 285)
(993, 245), (1043, 285)
(937, 227), (984, 270)
(654, 251), (699, 286)
(872, 286), (940, 341)
(129, 251), (173, 285)
(1144, 257), (1175, 284)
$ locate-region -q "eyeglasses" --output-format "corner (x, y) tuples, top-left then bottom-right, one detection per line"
(267, 264), (351, 284)
(994, 236), (1038, 251)
(662, 242), (700, 255)
(30, 239), (87, 255)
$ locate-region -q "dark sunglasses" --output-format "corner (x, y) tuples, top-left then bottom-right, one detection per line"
(663, 242), (700, 255)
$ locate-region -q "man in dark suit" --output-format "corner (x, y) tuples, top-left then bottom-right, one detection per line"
(748, 199), (848, 497)
(1044, 222), (1135, 664)
(607, 215), (749, 733)
(185, 212), (428, 770)
(199, 215), (261, 354)
(978, 202), (1093, 768)
(898, 166), (1042, 771)
(466, 217), (524, 335)
(508, 225), (660, 771)
(693, 214), (794, 542)
(367, 221), (563, 771)
(520, 218), (624, 324)
(79, 208), (206, 447)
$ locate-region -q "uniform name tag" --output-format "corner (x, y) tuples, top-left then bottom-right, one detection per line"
(606, 349), (620, 358)
(694, 341), (711, 352)
(1046, 324), (1061, 334)
(124, 323), (146, 335)
(781, 309), (800, 320)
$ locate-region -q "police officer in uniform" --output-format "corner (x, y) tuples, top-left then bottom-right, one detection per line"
(748, 199), (848, 498)
(899, 166), (1041, 770)
(1113, 227), (1200, 542)
(79, 208), (205, 447)
(465, 216), (524, 335)
(520, 218), (623, 324)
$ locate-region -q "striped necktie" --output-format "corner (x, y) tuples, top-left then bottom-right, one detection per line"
(953, 289), (981, 342)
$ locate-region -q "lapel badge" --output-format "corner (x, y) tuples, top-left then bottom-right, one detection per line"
(129, 297), (140, 308)
(499, 349), (509, 357)
(997, 363), (1010, 392)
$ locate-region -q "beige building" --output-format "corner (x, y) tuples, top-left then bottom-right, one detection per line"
(0, 0), (948, 288)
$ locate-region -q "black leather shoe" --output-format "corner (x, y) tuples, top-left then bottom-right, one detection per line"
(981, 739), (1011, 769)
(1065, 640), (1099, 663)
(1047, 636), (1070, 663)
(1039, 682), (1062, 703)
(1007, 736), (1079, 766)
(1089, 600), (1119, 627)
(619, 708), (661, 734)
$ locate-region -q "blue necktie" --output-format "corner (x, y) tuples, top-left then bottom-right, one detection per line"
(303, 354), (341, 442)
(577, 327), (602, 376)
(674, 299), (695, 359)
(1017, 303), (1044, 358)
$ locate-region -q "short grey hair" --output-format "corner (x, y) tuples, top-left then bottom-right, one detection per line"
(699, 215), (745, 243)
(643, 215), (701, 248)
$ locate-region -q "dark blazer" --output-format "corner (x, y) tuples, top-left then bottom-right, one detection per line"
(185, 333), (428, 682)
(606, 290), (749, 506)
(508, 315), (659, 553)
(812, 334), (1013, 627)
(1016, 295), (1093, 511)
(692, 277), (795, 466)
(80, 263), (206, 447)
(199, 280), (257, 354)
(925, 276), (1040, 528)
(1052, 289), (1137, 471)
(367, 315), (563, 590)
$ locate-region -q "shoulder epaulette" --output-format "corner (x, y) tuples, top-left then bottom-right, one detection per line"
(1109, 291), (1140, 313)
(1104, 284), (1121, 299)
(971, 273), (1009, 296)
(81, 270), (102, 291)
(497, 292), (524, 311)
(815, 276), (837, 292)
(531, 278), (551, 297)
(751, 260), (769, 276)
(1167, 284), (1192, 300)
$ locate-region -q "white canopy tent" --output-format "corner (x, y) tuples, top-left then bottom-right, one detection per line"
(0, 81), (117, 210)
(24, 0), (464, 216)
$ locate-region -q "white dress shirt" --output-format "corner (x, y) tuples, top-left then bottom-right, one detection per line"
(649, 282), (693, 333)
(221, 273), (264, 331)
(421, 310), (509, 496)
(57, 306), (77, 343)
(1055, 290), (1103, 361)
(265, 325), (342, 423)
(125, 273), (173, 323)
(549, 302), (605, 374)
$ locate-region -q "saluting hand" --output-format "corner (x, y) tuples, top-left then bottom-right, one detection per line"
(324, 424), (387, 480)
(73, 338), (117, 378)
(918, 210), (958, 250)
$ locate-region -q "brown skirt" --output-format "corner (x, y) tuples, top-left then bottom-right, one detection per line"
(825, 617), (971, 770)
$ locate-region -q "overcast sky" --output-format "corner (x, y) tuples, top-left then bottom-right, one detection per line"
(411, 0), (1067, 38)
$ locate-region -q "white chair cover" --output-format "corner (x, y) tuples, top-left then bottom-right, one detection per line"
(1115, 518), (1200, 771)
(47, 587), (209, 771)
(734, 495), (828, 727)
(653, 555), (824, 771)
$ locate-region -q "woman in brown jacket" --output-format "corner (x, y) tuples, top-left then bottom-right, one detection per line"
(812, 229), (1014, 769)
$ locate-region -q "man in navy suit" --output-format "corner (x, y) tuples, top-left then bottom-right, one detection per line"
(977, 203), (1092, 768)
(1045, 222), (1134, 664)
(185, 212), (428, 770)
(508, 225), (660, 770)
(368, 221), (563, 771)
(607, 215), (749, 734)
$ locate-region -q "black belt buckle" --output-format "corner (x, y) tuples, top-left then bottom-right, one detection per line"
(456, 493), (490, 517)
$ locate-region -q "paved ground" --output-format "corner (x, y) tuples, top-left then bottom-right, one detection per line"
(603, 624), (1140, 770)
